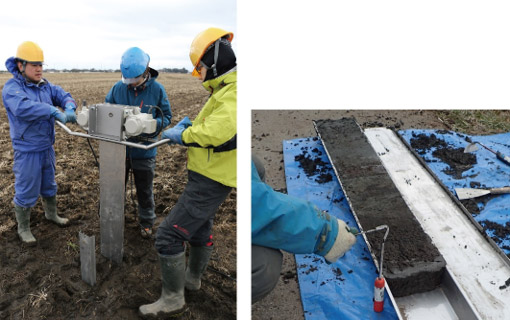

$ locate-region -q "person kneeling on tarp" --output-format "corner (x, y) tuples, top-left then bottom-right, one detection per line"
(251, 156), (356, 303)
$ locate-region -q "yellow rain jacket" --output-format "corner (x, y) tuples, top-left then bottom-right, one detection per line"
(182, 71), (236, 188)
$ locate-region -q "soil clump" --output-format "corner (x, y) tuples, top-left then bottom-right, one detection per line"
(480, 220), (510, 246)
(409, 131), (477, 179)
(294, 143), (333, 184)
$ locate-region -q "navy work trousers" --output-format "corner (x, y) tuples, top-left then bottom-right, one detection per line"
(155, 170), (231, 255)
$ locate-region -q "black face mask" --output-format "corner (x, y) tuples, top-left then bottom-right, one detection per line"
(201, 38), (236, 81)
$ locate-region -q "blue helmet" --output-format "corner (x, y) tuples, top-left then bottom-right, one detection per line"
(120, 47), (150, 82)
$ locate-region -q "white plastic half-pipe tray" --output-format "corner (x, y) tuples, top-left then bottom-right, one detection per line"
(365, 128), (510, 320)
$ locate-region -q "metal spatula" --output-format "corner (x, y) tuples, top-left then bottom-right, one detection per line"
(455, 187), (510, 200)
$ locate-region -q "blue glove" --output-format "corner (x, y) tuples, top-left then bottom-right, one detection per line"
(176, 116), (192, 129)
(162, 126), (185, 145)
(50, 106), (67, 124)
(64, 102), (77, 123)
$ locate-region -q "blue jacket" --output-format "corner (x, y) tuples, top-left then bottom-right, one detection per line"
(251, 162), (338, 256)
(2, 57), (76, 152)
(105, 68), (172, 159)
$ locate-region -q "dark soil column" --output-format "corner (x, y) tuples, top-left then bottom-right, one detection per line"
(315, 118), (446, 297)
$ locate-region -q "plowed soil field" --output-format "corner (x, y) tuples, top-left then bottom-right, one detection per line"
(0, 72), (236, 319)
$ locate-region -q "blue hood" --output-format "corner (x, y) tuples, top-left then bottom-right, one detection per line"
(5, 57), (22, 79)
(5, 57), (49, 85)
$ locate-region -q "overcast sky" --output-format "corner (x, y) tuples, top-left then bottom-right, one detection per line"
(0, 0), (236, 71)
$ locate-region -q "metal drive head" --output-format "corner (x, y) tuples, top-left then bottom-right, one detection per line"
(88, 104), (127, 141)
(82, 103), (157, 141)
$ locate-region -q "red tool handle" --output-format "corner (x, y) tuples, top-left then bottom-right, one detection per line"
(373, 277), (385, 312)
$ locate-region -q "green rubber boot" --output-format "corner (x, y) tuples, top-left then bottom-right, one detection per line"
(42, 196), (69, 226)
(185, 245), (213, 291)
(139, 251), (187, 318)
(14, 205), (36, 244)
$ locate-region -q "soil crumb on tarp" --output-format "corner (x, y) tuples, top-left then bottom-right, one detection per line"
(294, 144), (333, 184)
(461, 199), (482, 215)
(432, 147), (476, 179)
(410, 133), (448, 154)
(333, 267), (345, 282)
(409, 131), (477, 179)
(480, 220), (510, 245)
(460, 194), (496, 216)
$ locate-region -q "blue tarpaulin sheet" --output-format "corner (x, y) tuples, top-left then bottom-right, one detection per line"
(283, 137), (399, 320)
(399, 129), (510, 255)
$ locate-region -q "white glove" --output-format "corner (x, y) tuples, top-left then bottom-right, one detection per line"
(324, 219), (356, 263)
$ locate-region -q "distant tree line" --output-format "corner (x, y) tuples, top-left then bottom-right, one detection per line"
(159, 67), (188, 74)
(0, 68), (189, 74)
(49, 68), (120, 73)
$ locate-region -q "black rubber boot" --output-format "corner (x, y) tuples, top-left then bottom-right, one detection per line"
(185, 245), (214, 290)
(139, 251), (187, 318)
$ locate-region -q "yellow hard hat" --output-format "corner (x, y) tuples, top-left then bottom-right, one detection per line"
(190, 27), (233, 77)
(16, 41), (44, 63)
